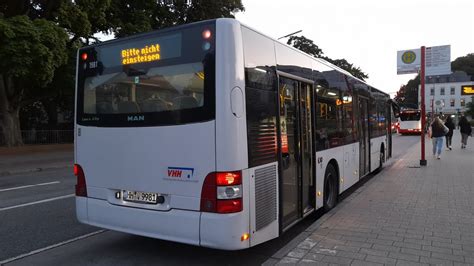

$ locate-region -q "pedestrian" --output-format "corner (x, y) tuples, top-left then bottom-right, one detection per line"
(444, 116), (455, 150)
(429, 116), (448, 159)
(458, 116), (472, 149)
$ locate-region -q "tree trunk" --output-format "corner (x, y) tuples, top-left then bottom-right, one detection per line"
(0, 108), (23, 147)
(0, 75), (23, 147)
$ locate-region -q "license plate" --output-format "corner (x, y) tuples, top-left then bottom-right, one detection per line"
(123, 190), (158, 204)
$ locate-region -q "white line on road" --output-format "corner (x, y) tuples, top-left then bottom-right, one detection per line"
(0, 230), (106, 265)
(0, 194), (74, 212)
(0, 181), (60, 192)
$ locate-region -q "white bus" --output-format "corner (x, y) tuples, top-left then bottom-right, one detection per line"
(397, 109), (421, 135)
(75, 18), (397, 250)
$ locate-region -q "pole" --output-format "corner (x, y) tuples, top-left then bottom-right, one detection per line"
(277, 30), (303, 40)
(420, 46), (427, 166)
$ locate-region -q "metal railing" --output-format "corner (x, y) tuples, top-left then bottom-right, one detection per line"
(0, 130), (73, 146)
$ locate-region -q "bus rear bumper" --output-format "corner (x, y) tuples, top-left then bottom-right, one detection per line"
(200, 212), (250, 250)
(76, 197), (200, 246)
(398, 128), (422, 134)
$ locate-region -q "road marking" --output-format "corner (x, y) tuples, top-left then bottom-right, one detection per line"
(0, 194), (74, 212)
(0, 230), (106, 265)
(0, 181), (60, 192)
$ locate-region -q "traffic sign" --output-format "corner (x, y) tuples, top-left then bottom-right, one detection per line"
(425, 45), (451, 76)
(397, 45), (450, 76)
(397, 49), (421, 74)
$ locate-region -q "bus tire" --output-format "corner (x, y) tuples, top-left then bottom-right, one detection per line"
(379, 146), (385, 170)
(323, 164), (338, 212)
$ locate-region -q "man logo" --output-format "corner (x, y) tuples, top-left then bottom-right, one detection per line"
(127, 115), (145, 121)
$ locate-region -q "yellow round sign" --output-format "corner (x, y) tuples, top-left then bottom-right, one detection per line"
(402, 51), (416, 64)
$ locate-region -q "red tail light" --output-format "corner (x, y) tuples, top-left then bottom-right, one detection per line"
(200, 171), (243, 214)
(200, 172), (217, 212)
(74, 164), (87, 197)
(217, 199), (242, 213)
(216, 171), (241, 186)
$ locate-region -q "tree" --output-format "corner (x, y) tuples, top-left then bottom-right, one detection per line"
(105, 0), (244, 37)
(322, 57), (368, 81)
(0, 16), (68, 146)
(0, 0), (244, 146)
(451, 53), (474, 79)
(394, 85), (406, 104)
(287, 35), (323, 58)
(287, 35), (368, 80)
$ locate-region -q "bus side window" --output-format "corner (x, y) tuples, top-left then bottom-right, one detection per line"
(315, 85), (344, 151)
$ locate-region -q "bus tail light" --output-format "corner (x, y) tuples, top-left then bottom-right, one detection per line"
(200, 171), (243, 214)
(74, 164), (87, 197)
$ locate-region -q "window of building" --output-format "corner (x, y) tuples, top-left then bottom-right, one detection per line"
(441, 99), (445, 106)
(450, 99), (455, 107)
(450, 87), (455, 95)
(440, 87), (445, 95)
(430, 88), (434, 96)
(461, 98), (465, 107)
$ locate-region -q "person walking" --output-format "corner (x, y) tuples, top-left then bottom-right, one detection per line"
(458, 116), (472, 149)
(429, 117), (447, 159)
(444, 116), (455, 150)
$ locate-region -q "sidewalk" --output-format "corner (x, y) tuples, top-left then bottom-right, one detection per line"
(0, 144), (73, 176)
(266, 134), (474, 265)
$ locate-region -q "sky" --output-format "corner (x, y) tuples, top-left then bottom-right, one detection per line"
(235, 0), (474, 97)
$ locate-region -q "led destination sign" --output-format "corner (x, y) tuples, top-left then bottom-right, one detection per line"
(90, 33), (182, 68)
(121, 44), (161, 65)
(461, 85), (474, 95)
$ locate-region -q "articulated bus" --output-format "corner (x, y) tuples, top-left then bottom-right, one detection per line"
(397, 109), (421, 134)
(75, 19), (398, 250)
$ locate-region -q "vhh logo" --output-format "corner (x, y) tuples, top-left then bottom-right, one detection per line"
(167, 167), (194, 180)
(167, 169), (182, 177)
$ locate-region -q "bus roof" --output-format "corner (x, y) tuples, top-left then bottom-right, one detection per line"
(79, 18), (388, 97)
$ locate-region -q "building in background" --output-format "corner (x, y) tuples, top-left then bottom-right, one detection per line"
(419, 71), (474, 122)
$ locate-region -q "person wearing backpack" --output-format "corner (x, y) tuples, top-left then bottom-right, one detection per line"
(458, 116), (472, 149)
(429, 117), (448, 159)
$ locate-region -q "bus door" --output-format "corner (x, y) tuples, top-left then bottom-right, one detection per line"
(358, 97), (370, 177)
(278, 75), (314, 229)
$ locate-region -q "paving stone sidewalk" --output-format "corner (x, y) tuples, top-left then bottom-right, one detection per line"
(266, 134), (474, 266)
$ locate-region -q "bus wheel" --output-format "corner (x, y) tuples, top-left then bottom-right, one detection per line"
(379, 147), (385, 170)
(323, 164), (338, 212)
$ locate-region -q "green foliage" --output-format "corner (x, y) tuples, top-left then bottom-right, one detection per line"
(323, 57), (368, 81)
(287, 35), (323, 58)
(286, 35), (368, 81)
(0, 16), (68, 91)
(105, 0), (244, 37)
(451, 53), (474, 79)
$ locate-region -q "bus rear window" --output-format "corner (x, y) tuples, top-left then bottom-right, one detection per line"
(83, 63), (205, 115)
(77, 22), (215, 127)
(400, 112), (420, 121)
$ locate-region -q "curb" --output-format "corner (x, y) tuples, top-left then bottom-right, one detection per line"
(0, 165), (71, 177)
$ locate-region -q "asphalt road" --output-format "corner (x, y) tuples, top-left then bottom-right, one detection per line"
(0, 134), (421, 265)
